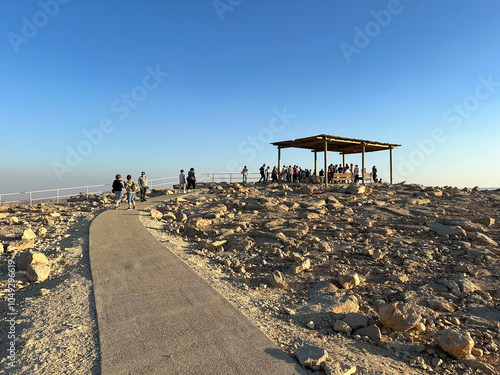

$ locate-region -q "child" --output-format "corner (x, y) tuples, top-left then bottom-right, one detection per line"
(125, 175), (138, 210)
(179, 169), (186, 193)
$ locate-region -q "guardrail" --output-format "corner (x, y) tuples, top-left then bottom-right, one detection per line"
(0, 176), (179, 206)
(205, 173), (263, 184)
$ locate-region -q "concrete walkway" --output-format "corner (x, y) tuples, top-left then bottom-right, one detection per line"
(89, 194), (306, 375)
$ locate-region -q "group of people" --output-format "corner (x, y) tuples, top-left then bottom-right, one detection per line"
(178, 168), (196, 193)
(112, 172), (150, 210)
(111, 167), (198, 210)
(243, 164), (381, 184)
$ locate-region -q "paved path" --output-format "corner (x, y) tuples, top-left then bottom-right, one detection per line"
(89, 194), (306, 375)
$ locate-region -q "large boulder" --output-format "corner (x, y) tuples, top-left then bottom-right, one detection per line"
(17, 251), (49, 271)
(345, 183), (365, 195)
(379, 302), (421, 332)
(26, 262), (51, 282)
(434, 329), (474, 359)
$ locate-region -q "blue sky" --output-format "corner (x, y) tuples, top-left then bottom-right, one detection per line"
(1, 0), (499, 193)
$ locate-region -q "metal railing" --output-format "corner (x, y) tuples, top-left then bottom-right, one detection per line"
(0, 176), (179, 207)
(204, 173), (263, 184)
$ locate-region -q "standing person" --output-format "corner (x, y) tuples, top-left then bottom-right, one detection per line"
(241, 166), (248, 183)
(372, 166), (378, 183)
(265, 166), (270, 182)
(271, 166), (278, 183)
(178, 169), (187, 193)
(354, 165), (360, 183)
(112, 174), (125, 209)
(125, 175), (138, 210)
(258, 164), (266, 183)
(187, 167), (196, 190)
(138, 171), (149, 202)
(281, 165), (287, 183)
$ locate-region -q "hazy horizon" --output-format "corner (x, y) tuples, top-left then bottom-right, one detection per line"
(1, 1), (499, 193)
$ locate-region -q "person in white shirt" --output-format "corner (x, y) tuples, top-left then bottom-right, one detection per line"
(178, 169), (187, 193)
(241, 166), (248, 183)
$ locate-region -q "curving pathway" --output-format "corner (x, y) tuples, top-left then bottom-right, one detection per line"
(89, 194), (306, 375)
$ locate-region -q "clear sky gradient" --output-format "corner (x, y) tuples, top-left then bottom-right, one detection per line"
(1, 0), (499, 193)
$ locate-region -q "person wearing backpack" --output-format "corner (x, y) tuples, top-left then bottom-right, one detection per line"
(186, 167), (196, 190)
(111, 174), (125, 209)
(125, 174), (139, 210)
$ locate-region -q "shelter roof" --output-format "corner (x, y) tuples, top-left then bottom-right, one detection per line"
(271, 134), (401, 154)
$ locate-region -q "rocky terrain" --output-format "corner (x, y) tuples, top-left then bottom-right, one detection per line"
(0, 193), (115, 374)
(142, 182), (500, 374)
(1, 183), (499, 375)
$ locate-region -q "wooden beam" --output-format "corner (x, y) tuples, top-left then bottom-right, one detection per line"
(362, 143), (366, 185)
(278, 146), (281, 182)
(314, 151), (317, 176)
(390, 147), (393, 184)
(324, 139), (328, 189)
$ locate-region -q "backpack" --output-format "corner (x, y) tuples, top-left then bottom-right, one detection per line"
(130, 181), (138, 192)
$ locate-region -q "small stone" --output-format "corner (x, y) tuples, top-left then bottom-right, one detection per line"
(150, 209), (163, 220)
(17, 251), (50, 271)
(333, 320), (352, 334)
(36, 227), (47, 236)
(323, 362), (357, 375)
(471, 348), (483, 357)
(22, 228), (37, 240)
(267, 271), (288, 289)
(306, 321), (315, 329)
(336, 273), (360, 289)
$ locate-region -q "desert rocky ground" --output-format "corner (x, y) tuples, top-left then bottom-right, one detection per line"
(1, 183), (499, 374)
(142, 182), (500, 375)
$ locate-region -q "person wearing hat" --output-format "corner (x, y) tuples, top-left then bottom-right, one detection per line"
(138, 171), (149, 202)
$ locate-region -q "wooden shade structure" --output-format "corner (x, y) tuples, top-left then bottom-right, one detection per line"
(271, 134), (401, 188)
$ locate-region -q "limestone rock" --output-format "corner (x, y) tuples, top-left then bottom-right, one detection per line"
(427, 298), (456, 313)
(434, 329), (474, 359)
(345, 183), (365, 195)
(379, 302), (421, 332)
(176, 213), (187, 222)
(22, 228), (37, 240)
(17, 251), (50, 271)
(36, 227), (47, 236)
(294, 344), (328, 368)
(0, 243), (3, 254)
(472, 217), (495, 227)
(354, 324), (381, 344)
(341, 312), (369, 330)
(267, 271), (288, 289)
(26, 262), (51, 282)
(7, 239), (35, 252)
(469, 232), (498, 247)
(292, 258), (311, 274)
(324, 362), (356, 375)
(425, 222), (466, 237)
(333, 320), (352, 334)
(336, 273), (360, 289)
(162, 212), (176, 221)
(150, 209), (163, 220)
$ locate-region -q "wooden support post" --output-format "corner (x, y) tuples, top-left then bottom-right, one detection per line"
(278, 147), (281, 181)
(390, 147), (393, 184)
(324, 139), (328, 189)
(314, 151), (317, 176)
(342, 154), (345, 169)
(362, 143), (366, 185)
